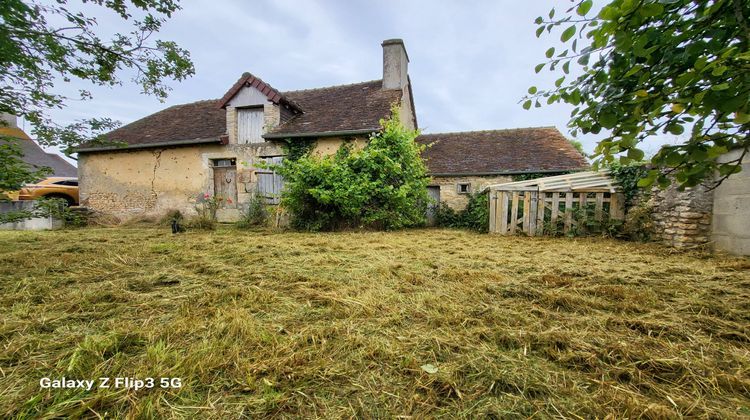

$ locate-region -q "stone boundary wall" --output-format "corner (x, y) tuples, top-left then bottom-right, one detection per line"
(646, 182), (713, 248)
(633, 151), (749, 255)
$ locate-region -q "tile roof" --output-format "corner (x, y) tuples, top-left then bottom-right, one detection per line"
(77, 100), (227, 151)
(416, 127), (589, 175)
(0, 133), (77, 177)
(217, 72), (302, 111)
(265, 80), (402, 138)
(78, 78), (403, 151)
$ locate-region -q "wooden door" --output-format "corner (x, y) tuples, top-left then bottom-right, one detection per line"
(213, 166), (238, 208)
(426, 186), (441, 225)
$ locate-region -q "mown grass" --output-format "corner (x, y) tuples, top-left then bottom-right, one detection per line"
(0, 226), (749, 418)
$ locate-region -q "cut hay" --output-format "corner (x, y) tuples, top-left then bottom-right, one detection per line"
(0, 227), (748, 417)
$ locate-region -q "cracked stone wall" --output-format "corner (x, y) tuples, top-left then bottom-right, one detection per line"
(77, 136), (370, 223)
(78, 142), (285, 222)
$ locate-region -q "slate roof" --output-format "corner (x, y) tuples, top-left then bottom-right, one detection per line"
(265, 80), (402, 138)
(416, 127), (589, 175)
(0, 127), (77, 177)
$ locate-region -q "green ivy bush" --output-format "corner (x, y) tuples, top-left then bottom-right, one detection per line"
(276, 108), (430, 231)
(434, 192), (489, 232)
(607, 161), (650, 206)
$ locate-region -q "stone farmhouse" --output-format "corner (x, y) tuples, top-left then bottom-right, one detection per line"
(76, 39), (588, 221)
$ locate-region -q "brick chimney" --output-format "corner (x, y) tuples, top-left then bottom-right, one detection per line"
(0, 113), (17, 128)
(382, 39), (409, 90)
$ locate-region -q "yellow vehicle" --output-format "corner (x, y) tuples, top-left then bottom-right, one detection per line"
(18, 177), (79, 206)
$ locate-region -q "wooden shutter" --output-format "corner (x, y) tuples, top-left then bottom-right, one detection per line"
(237, 108), (264, 144)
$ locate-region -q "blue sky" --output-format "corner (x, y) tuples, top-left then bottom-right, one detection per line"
(31, 0), (681, 163)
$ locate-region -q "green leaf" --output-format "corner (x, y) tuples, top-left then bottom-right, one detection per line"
(576, 0), (593, 16)
(549, 8), (555, 19)
(627, 148), (644, 161)
(555, 76), (565, 87)
(666, 124), (684, 135)
(536, 26), (545, 38)
(528, 86), (537, 94)
(563, 61), (570, 74)
(599, 6), (619, 20)
(735, 112), (750, 124)
(599, 110), (618, 128)
(639, 3), (664, 18)
(523, 100), (532, 110)
(711, 83), (730, 91)
(546, 47), (555, 58)
(535, 63), (545, 73)
(561, 26), (577, 42)
(534, 16), (543, 24)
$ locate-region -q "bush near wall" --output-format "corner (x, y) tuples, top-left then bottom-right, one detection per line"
(276, 108), (430, 231)
(435, 192), (489, 232)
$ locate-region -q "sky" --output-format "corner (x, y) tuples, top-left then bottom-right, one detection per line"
(29, 0), (681, 164)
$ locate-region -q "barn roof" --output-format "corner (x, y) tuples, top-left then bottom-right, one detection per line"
(415, 127), (589, 176)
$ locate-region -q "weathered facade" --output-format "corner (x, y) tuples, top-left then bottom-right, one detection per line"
(416, 128), (589, 209)
(711, 149), (750, 255)
(78, 40), (414, 221)
(77, 39), (589, 222)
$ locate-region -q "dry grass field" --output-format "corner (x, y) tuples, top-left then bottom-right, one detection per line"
(0, 227), (749, 418)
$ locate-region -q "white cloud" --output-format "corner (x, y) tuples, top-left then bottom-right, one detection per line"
(33, 0), (673, 163)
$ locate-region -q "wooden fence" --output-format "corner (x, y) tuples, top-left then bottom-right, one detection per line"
(487, 172), (625, 236)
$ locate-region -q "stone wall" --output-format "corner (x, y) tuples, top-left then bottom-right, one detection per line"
(78, 142), (285, 222)
(647, 182), (713, 248)
(431, 175), (513, 210)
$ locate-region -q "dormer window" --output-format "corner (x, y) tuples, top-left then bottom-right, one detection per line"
(237, 106), (264, 144)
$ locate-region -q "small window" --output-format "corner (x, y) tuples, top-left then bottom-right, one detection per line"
(457, 183), (471, 194)
(212, 158), (236, 167)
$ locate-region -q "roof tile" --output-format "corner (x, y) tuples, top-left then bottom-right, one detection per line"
(416, 127), (589, 175)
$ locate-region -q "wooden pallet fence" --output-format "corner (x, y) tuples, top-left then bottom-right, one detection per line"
(489, 190), (625, 235)
(487, 171), (625, 236)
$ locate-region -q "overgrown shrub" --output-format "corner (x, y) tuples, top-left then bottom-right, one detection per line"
(276, 107), (429, 231)
(623, 201), (654, 242)
(34, 197), (87, 227)
(434, 192), (489, 232)
(237, 193), (269, 228)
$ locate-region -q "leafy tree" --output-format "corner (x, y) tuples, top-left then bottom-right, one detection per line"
(525, 0), (749, 188)
(0, 0), (194, 185)
(277, 107), (430, 231)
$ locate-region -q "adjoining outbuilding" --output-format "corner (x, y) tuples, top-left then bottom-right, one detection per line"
(75, 39), (588, 222)
(416, 127), (588, 210)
